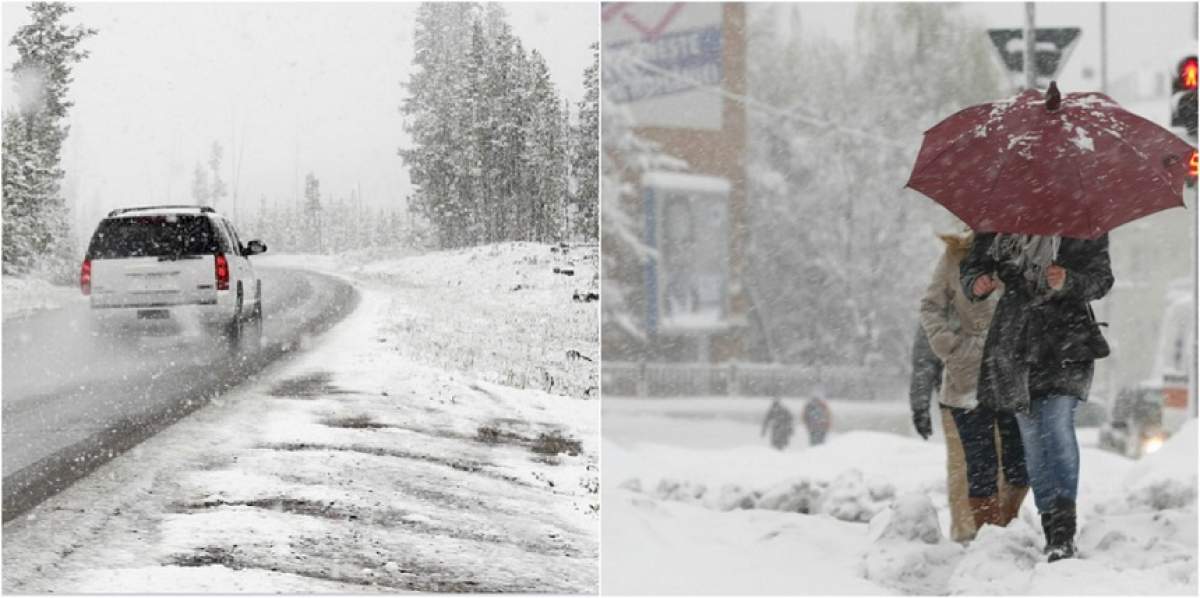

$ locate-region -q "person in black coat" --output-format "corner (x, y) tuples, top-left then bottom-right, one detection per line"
(961, 233), (1113, 562)
(909, 324), (944, 440)
(761, 397), (795, 450)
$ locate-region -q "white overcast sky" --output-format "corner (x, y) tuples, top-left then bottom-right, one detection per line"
(0, 1), (598, 230)
(1, 1), (1194, 232)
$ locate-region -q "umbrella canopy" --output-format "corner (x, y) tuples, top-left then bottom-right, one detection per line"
(906, 83), (1195, 239)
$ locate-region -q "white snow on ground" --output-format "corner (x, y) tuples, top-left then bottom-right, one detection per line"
(603, 397), (1197, 595)
(2, 242), (599, 593)
(2, 275), (85, 320)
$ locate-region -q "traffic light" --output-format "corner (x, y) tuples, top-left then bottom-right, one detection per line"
(1171, 55), (1197, 136)
(1189, 148), (1197, 189)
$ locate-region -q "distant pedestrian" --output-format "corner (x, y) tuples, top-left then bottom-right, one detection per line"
(918, 229), (1028, 542)
(962, 232), (1113, 562)
(802, 396), (831, 446)
(760, 397), (794, 450)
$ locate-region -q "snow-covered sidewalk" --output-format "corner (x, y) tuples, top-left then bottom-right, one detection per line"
(603, 397), (1197, 595)
(2, 242), (599, 593)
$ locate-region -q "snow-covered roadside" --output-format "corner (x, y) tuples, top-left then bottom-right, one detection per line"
(2, 275), (85, 320)
(2, 242), (599, 593)
(603, 398), (1197, 595)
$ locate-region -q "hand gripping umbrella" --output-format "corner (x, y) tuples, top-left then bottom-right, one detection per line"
(906, 82), (1195, 239)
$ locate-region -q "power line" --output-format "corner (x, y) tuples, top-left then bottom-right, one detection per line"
(615, 54), (911, 150)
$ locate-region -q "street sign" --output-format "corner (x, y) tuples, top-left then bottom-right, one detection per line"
(987, 28), (1081, 81)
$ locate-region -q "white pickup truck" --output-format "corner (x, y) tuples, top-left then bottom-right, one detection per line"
(82, 205), (266, 339)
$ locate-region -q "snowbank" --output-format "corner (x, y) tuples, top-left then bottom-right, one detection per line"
(2, 275), (84, 320)
(604, 399), (1198, 595)
(259, 242), (599, 399)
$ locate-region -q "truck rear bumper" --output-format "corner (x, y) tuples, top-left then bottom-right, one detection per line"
(89, 293), (236, 326)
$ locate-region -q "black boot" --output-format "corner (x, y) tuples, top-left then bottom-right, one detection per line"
(1040, 510), (1058, 555)
(1046, 498), (1077, 562)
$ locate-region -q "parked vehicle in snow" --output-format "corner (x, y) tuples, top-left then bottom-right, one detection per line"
(81, 205), (267, 339)
(1099, 282), (1194, 458)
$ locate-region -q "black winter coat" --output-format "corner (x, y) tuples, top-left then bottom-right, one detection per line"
(960, 233), (1114, 413)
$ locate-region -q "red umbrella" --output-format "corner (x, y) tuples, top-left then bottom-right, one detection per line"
(906, 82), (1195, 239)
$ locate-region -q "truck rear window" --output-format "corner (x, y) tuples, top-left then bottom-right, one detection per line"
(87, 215), (221, 259)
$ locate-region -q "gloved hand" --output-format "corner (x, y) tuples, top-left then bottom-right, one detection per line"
(912, 409), (932, 440)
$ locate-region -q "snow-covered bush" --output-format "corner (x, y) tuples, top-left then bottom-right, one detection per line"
(819, 470), (896, 523)
(755, 478), (827, 514)
(702, 484), (760, 512)
(617, 478), (642, 493)
(653, 478), (707, 504)
(631, 469), (895, 522)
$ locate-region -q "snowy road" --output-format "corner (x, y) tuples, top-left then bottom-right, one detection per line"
(2, 244), (599, 593)
(2, 267), (358, 521)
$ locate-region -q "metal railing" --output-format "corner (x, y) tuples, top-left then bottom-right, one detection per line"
(602, 361), (907, 400)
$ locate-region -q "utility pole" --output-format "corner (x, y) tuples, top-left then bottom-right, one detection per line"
(1024, 2), (1037, 89)
(1099, 2), (1107, 93)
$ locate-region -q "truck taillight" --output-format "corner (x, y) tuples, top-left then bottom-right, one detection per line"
(80, 259), (91, 295)
(1163, 386), (1188, 409)
(215, 253), (229, 291)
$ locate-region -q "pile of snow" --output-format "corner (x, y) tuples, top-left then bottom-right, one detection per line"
(944, 519), (1044, 594)
(1114, 420), (1198, 512)
(2, 275), (84, 320)
(635, 468), (897, 523)
(862, 493), (964, 594)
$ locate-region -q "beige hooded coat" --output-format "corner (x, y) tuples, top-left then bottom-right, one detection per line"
(919, 235), (1000, 410)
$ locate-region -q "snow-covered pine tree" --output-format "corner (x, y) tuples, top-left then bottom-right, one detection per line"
(561, 97), (573, 240)
(208, 141), (227, 212)
(303, 172), (323, 253)
(462, 19), (489, 245)
(2, 112), (54, 275)
(375, 208), (390, 248)
(572, 42), (599, 241)
(525, 50), (566, 243)
(490, 25), (528, 243)
(400, 2), (481, 249)
(400, 2), (574, 249)
(254, 195), (269, 244)
(3, 2), (95, 278)
(191, 164), (210, 206)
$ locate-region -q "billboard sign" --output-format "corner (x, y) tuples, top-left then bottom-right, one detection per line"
(603, 2), (723, 130)
(642, 171), (731, 335)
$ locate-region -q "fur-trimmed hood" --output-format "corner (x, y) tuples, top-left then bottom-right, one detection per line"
(937, 232), (974, 258)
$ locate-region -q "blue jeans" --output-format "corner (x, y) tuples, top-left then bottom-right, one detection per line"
(1016, 395), (1081, 513)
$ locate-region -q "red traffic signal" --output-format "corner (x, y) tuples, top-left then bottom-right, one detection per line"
(1177, 56), (1198, 92)
(1191, 149), (1198, 179)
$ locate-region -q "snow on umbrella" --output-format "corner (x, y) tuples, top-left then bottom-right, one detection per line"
(905, 82), (1195, 239)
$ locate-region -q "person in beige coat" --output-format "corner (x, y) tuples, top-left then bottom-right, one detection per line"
(918, 231), (1029, 541)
